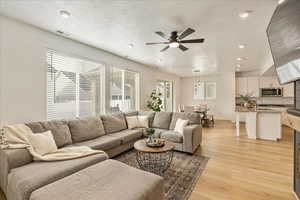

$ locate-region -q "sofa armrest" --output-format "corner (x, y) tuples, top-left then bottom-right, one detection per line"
(0, 148), (33, 194)
(182, 124), (202, 153)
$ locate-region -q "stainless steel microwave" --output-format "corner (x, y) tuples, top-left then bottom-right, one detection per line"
(260, 88), (283, 97)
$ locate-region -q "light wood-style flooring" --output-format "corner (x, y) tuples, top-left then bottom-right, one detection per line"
(0, 120), (295, 200)
(190, 120), (295, 200)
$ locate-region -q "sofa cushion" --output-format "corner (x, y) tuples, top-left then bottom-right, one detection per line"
(169, 112), (200, 130)
(147, 128), (167, 138)
(73, 135), (121, 151)
(138, 111), (155, 127)
(7, 153), (108, 200)
(0, 149), (33, 193)
(101, 113), (127, 134)
(68, 117), (105, 143)
(124, 111), (138, 117)
(152, 112), (173, 129)
(107, 129), (143, 144)
(161, 130), (183, 143)
(30, 160), (164, 200)
(27, 120), (72, 148)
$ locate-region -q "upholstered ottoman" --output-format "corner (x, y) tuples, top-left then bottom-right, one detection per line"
(30, 159), (164, 200)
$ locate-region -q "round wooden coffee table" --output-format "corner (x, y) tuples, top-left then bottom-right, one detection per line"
(134, 139), (174, 175)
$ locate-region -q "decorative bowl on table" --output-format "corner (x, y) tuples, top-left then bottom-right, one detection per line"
(146, 138), (165, 147)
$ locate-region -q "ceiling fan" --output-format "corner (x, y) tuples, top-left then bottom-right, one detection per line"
(146, 28), (205, 52)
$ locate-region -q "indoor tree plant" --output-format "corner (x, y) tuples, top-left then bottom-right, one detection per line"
(146, 90), (163, 112)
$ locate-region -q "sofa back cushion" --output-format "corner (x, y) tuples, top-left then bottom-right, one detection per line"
(26, 120), (72, 148)
(138, 111), (155, 127)
(68, 117), (105, 143)
(169, 112), (200, 130)
(152, 112), (173, 129)
(101, 113), (127, 134)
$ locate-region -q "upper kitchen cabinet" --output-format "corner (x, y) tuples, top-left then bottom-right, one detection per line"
(247, 77), (260, 97)
(283, 82), (294, 97)
(236, 77), (259, 97)
(260, 77), (280, 88)
(236, 77), (248, 96)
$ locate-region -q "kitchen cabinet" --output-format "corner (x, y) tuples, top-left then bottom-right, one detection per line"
(247, 77), (260, 97)
(260, 77), (280, 88)
(236, 77), (259, 97)
(236, 77), (248, 96)
(283, 82), (294, 97)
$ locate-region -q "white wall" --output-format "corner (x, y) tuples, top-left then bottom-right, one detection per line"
(180, 72), (236, 120)
(0, 16), (180, 124)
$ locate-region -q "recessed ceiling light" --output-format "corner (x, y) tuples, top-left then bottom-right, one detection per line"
(236, 57), (246, 61)
(237, 64), (242, 68)
(60, 10), (71, 18)
(239, 10), (252, 19)
(278, 0), (286, 4)
(296, 46), (300, 50)
(128, 44), (134, 48)
(236, 68), (241, 72)
(238, 44), (246, 49)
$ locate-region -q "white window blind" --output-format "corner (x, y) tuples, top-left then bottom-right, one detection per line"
(47, 51), (104, 120)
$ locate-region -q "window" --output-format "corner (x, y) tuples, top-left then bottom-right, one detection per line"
(109, 67), (140, 112)
(47, 51), (105, 120)
(194, 81), (216, 100)
(157, 80), (173, 112)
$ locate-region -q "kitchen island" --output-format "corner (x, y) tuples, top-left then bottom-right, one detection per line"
(236, 107), (282, 141)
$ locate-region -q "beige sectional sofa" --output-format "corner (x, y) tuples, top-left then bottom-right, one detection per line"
(0, 111), (202, 200)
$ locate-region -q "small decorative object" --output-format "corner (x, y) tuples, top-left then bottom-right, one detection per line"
(146, 138), (165, 148)
(146, 90), (163, 112)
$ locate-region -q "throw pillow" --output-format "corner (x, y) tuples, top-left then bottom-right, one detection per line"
(126, 115), (150, 129)
(126, 116), (139, 129)
(28, 131), (58, 156)
(174, 119), (189, 134)
(138, 115), (149, 128)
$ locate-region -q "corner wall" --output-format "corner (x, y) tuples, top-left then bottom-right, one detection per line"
(0, 16), (180, 124)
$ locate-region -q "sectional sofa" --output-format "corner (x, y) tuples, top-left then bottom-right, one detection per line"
(0, 111), (202, 200)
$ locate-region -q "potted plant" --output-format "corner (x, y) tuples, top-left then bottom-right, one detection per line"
(146, 90), (163, 112)
(145, 128), (155, 143)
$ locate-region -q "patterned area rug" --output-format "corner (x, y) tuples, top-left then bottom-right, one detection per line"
(114, 150), (209, 200)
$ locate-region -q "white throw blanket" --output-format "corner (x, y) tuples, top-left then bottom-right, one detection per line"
(3, 124), (106, 161)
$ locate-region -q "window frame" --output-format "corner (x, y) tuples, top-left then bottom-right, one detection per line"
(46, 50), (106, 120)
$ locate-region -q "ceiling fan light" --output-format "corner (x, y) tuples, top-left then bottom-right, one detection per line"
(169, 42), (179, 48)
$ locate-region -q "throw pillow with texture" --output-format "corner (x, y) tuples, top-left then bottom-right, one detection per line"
(28, 131), (58, 156)
(174, 119), (189, 134)
(138, 115), (149, 128)
(126, 116), (139, 129)
(126, 115), (149, 129)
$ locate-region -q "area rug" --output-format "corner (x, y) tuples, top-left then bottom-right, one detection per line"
(114, 150), (209, 200)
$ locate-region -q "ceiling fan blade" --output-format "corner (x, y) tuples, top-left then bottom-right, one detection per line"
(146, 42), (169, 45)
(155, 31), (169, 40)
(178, 44), (188, 51)
(178, 28), (195, 40)
(160, 46), (170, 52)
(180, 39), (205, 43)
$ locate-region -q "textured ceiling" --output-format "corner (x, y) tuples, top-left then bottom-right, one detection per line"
(0, 0), (278, 77)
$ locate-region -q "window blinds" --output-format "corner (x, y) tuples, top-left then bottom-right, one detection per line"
(47, 51), (103, 120)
